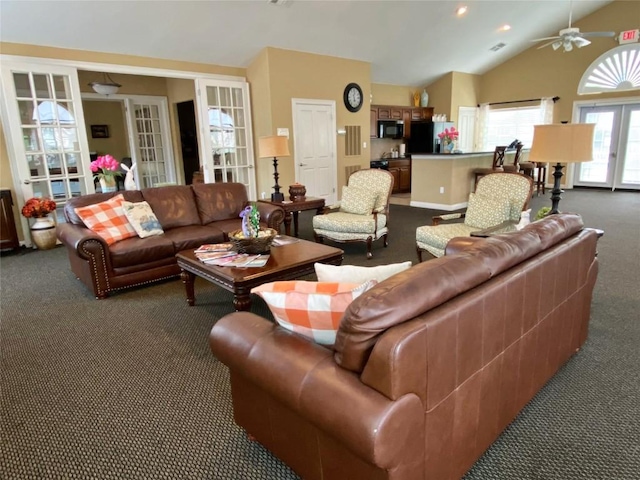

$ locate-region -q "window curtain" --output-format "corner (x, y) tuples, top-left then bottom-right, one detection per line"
(540, 97), (554, 124)
(475, 103), (489, 151)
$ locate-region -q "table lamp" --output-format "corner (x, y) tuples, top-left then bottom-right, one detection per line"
(529, 123), (595, 214)
(258, 135), (290, 202)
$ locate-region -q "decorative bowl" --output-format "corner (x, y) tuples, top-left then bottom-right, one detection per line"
(229, 228), (277, 254)
(289, 184), (306, 201)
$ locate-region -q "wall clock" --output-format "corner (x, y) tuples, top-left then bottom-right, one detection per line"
(343, 83), (363, 112)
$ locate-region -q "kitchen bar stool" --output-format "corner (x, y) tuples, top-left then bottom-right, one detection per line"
(473, 146), (507, 190)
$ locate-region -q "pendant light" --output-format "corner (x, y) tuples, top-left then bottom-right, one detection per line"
(88, 72), (121, 95)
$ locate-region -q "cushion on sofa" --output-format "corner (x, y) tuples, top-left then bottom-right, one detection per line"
(122, 201), (164, 238)
(314, 261), (412, 284)
(108, 234), (177, 269)
(73, 194), (137, 245)
(64, 191), (144, 226)
(162, 225), (226, 252)
(252, 281), (377, 346)
(192, 182), (249, 224)
(141, 185), (201, 230)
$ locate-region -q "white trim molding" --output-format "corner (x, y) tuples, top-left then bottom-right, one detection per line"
(578, 44), (640, 95)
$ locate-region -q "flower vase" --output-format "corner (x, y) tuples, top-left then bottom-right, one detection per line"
(30, 216), (57, 250)
(420, 89), (429, 107)
(442, 140), (454, 154)
(99, 176), (117, 193)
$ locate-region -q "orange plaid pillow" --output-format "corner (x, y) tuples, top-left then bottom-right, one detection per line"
(251, 280), (376, 346)
(74, 194), (137, 245)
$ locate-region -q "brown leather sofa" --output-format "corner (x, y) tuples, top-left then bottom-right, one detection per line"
(57, 183), (284, 299)
(209, 213), (600, 479)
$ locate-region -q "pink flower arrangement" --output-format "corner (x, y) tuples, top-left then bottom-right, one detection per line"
(438, 127), (459, 144)
(90, 154), (122, 181)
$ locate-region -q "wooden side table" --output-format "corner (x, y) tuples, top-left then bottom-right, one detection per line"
(259, 197), (325, 237)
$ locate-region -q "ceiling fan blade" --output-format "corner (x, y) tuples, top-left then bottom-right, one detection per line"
(581, 31), (616, 38)
(538, 39), (561, 50)
(532, 36), (561, 43)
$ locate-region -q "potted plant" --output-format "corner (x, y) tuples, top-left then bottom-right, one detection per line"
(535, 206), (552, 221)
(21, 197), (58, 249)
(90, 154), (122, 192)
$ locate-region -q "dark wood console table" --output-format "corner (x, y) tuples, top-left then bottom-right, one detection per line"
(259, 197), (325, 237)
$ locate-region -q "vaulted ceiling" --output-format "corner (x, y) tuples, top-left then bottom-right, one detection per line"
(0, 0), (616, 86)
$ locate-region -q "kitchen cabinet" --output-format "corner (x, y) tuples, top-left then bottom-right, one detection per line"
(372, 105), (433, 140)
(388, 159), (411, 194)
(370, 108), (378, 138)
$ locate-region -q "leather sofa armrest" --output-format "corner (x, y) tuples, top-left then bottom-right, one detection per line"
(444, 236), (486, 256)
(252, 202), (285, 230)
(210, 313), (423, 469)
(56, 222), (109, 259)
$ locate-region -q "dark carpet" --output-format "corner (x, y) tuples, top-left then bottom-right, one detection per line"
(1, 189), (639, 479)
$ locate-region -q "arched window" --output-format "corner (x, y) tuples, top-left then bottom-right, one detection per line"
(578, 44), (640, 94)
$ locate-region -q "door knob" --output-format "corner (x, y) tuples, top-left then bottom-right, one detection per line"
(299, 163), (307, 166)
(23, 179), (31, 185)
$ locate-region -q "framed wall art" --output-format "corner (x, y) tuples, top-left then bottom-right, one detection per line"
(91, 125), (110, 138)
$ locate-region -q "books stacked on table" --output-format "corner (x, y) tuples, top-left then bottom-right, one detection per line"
(194, 243), (269, 267)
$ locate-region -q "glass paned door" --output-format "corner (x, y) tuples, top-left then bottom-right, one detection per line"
(1, 63), (93, 215)
(575, 103), (640, 190)
(125, 97), (175, 188)
(196, 78), (255, 199)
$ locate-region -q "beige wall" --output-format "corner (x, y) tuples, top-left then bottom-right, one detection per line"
(371, 83), (415, 107)
(424, 73), (454, 121)
(479, 0), (637, 122)
(451, 72), (481, 122)
(165, 78), (198, 184)
(83, 100), (130, 160)
(248, 47), (371, 195)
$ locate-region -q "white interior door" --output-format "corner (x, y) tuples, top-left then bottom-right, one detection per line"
(292, 99), (337, 204)
(457, 106), (476, 153)
(195, 78), (255, 199)
(125, 96), (175, 188)
(0, 61), (93, 221)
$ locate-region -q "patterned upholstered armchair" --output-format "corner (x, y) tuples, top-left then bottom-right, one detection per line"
(313, 168), (394, 259)
(416, 172), (533, 261)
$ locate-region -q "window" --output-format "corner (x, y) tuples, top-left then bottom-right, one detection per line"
(481, 105), (544, 151)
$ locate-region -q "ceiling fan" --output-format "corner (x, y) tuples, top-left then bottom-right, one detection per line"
(532, 0), (615, 52)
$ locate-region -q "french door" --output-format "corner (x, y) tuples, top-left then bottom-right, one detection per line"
(574, 103), (640, 190)
(196, 78), (256, 199)
(0, 62), (93, 219)
(125, 97), (175, 188)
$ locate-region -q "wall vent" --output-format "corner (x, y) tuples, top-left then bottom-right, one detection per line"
(490, 43), (507, 52)
(345, 165), (361, 179)
(345, 125), (361, 156)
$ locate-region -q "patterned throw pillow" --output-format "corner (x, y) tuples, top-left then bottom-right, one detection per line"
(340, 186), (378, 215)
(121, 201), (164, 238)
(464, 192), (511, 229)
(251, 280), (377, 346)
(74, 194), (137, 245)
(314, 261), (412, 283)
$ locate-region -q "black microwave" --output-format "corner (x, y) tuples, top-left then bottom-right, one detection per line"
(378, 120), (404, 139)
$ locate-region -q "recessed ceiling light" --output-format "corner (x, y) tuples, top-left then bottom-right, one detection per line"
(501, 24), (512, 31)
(456, 6), (468, 16)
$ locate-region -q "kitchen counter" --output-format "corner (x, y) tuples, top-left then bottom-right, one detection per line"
(410, 150), (525, 210)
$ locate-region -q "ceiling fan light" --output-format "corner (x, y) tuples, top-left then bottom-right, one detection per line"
(552, 41), (563, 51)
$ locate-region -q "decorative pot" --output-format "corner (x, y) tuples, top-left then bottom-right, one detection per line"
(420, 89), (429, 107)
(289, 184), (306, 201)
(442, 140), (454, 154)
(99, 176), (117, 193)
(30, 216), (57, 250)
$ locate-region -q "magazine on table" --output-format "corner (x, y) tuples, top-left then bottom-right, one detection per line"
(195, 251), (237, 261)
(202, 253), (270, 267)
(194, 243), (234, 253)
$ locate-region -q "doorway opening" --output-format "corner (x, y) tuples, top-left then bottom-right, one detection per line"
(177, 101), (200, 185)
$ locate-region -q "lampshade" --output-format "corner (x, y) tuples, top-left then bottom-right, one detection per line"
(529, 123), (595, 164)
(258, 136), (290, 158)
(88, 72), (121, 96)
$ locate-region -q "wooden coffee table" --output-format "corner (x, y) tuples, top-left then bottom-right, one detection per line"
(176, 237), (343, 311)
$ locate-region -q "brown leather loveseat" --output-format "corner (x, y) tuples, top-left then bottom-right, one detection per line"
(57, 183), (284, 299)
(209, 213), (600, 479)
